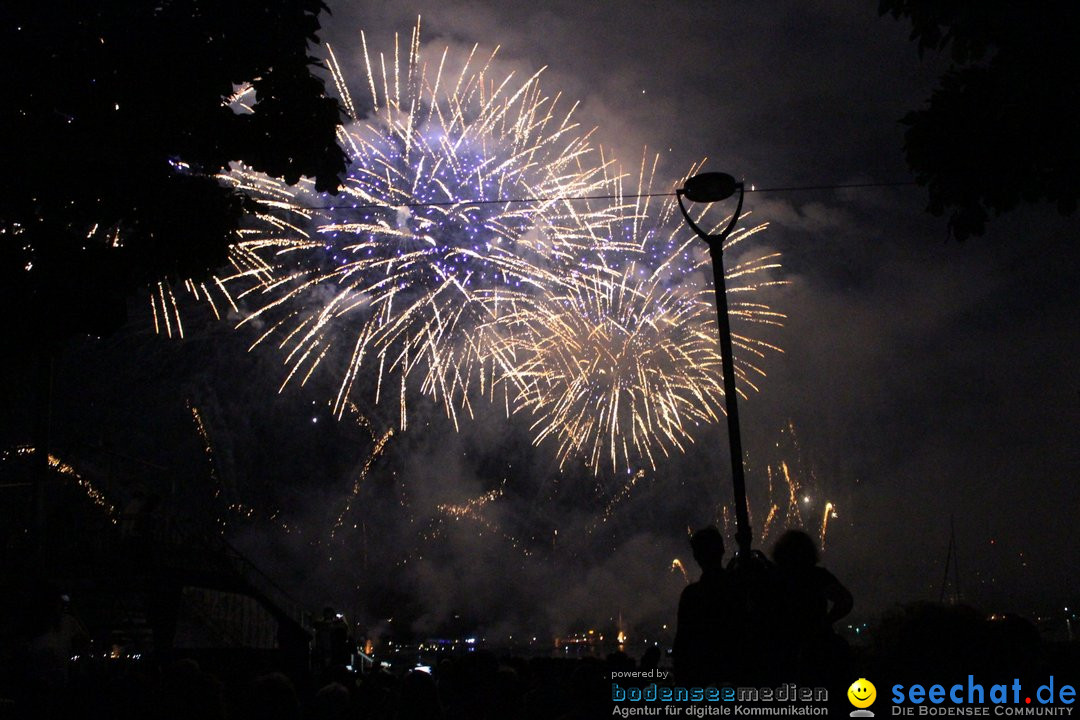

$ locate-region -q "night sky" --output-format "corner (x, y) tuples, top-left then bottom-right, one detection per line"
(5, 1), (1079, 641)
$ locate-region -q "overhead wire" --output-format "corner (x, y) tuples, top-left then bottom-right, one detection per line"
(303, 180), (917, 212)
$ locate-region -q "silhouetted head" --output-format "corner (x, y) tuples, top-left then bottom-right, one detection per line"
(397, 669), (441, 720)
(772, 530), (818, 568)
(313, 682), (351, 720)
(246, 672), (300, 720)
(26, 579), (64, 635)
(690, 526), (726, 571)
(640, 645), (661, 670)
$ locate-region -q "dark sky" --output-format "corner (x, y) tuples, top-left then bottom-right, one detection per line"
(8, 1), (1079, 641)
(317, 0), (1080, 626)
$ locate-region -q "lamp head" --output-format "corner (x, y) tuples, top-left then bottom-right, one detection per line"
(678, 172), (740, 203)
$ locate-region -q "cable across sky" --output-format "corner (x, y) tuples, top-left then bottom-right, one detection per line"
(306, 180), (917, 212)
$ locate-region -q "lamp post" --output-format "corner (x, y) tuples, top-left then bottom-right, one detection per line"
(675, 172), (752, 558)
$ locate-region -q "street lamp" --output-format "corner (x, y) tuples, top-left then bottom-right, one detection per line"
(675, 172), (752, 558)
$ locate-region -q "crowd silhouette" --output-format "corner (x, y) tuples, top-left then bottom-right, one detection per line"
(4, 531), (1076, 719)
(673, 528), (853, 687)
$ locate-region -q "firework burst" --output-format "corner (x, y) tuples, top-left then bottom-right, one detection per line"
(160, 22), (787, 480)
(209, 21), (616, 430)
(496, 155), (786, 475)
(501, 265), (726, 474)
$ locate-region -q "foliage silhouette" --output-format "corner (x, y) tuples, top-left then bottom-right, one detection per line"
(881, 0), (1080, 239)
(0, 1), (347, 345)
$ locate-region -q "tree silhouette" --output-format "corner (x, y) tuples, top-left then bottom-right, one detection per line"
(0, 1), (349, 545)
(1, 1), (348, 345)
(881, 0), (1080, 239)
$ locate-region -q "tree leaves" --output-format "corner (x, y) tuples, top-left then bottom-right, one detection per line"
(0, 0), (348, 344)
(881, 0), (1080, 239)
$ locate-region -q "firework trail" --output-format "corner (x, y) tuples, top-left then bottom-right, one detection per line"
(587, 468), (648, 532)
(395, 480), (532, 567)
(188, 400), (265, 532)
(436, 482), (531, 556)
(738, 421), (838, 550)
(331, 405), (394, 542)
(150, 281), (185, 339)
(2, 446), (118, 522)
(820, 501), (835, 550)
(208, 20), (617, 431)
(436, 483), (504, 520)
(188, 402), (221, 498)
(671, 558), (690, 584)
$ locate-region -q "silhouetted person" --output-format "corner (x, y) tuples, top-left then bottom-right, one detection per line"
(770, 530), (853, 683)
(157, 659), (226, 720)
(243, 672), (301, 720)
(673, 526), (744, 686)
(312, 682), (352, 720)
(313, 606), (350, 674)
(606, 650), (634, 675)
(640, 645), (661, 671)
(489, 665), (525, 720)
(875, 602), (1042, 683)
(21, 581), (89, 719)
(396, 668), (443, 720)
(557, 658), (607, 720)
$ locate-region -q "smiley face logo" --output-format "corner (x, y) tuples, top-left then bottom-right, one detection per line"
(848, 678), (877, 710)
